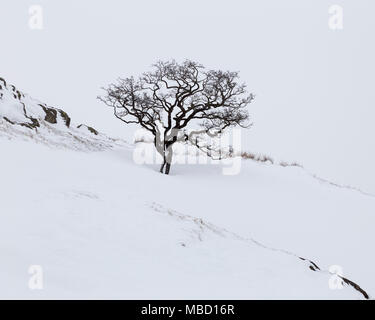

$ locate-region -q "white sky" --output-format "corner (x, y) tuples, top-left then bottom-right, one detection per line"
(1, 0), (375, 191)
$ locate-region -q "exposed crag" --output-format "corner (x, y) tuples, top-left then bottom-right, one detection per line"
(0, 77), (126, 151)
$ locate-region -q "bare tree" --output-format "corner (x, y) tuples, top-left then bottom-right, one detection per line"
(98, 60), (254, 174)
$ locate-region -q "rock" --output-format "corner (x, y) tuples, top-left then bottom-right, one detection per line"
(77, 124), (99, 135)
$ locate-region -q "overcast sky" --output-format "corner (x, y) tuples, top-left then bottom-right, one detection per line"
(1, 0), (374, 191)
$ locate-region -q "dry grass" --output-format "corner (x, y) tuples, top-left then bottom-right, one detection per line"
(279, 161), (303, 168)
(241, 151), (303, 168)
(241, 152), (274, 164)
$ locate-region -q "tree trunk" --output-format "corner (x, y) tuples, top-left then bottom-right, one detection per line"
(158, 139), (174, 175)
(164, 145), (173, 175)
(159, 149), (173, 175)
(165, 162), (171, 175)
(160, 160), (166, 173)
(160, 159), (172, 175)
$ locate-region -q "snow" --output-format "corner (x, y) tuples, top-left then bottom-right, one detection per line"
(0, 84), (46, 125)
(0, 135), (374, 299)
(0, 78), (375, 299)
(0, 81), (127, 152)
(1, 78), (374, 299)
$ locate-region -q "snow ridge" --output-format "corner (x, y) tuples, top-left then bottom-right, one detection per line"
(150, 202), (370, 299)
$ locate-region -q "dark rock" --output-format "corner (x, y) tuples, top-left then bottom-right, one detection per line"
(77, 124), (99, 135)
(58, 110), (71, 127)
(40, 105), (58, 124)
(0, 77), (7, 87)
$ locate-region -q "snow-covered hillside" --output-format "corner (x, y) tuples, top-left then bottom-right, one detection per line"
(0, 77), (125, 151)
(0, 78), (374, 299)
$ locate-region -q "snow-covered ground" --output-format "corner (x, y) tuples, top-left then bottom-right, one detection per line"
(1, 137), (374, 299)
(1, 79), (374, 299)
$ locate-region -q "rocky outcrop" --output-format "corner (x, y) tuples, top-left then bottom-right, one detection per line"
(0, 76), (127, 151)
(77, 124), (99, 135)
(0, 77), (97, 134)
